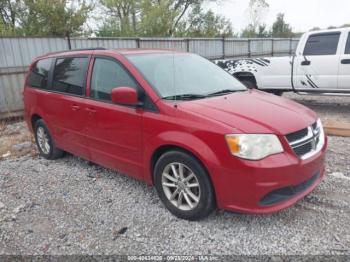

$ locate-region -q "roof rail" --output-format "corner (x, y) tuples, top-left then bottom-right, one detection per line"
(43, 47), (107, 57)
(70, 47), (107, 51)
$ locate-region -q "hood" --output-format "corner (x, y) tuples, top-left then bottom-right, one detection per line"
(178, 90), (317, 135)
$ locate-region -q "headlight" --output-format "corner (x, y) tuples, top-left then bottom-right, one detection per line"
(225, 134), (284, 160)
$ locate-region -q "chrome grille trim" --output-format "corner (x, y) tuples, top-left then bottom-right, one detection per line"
(286, 119), (325, 160)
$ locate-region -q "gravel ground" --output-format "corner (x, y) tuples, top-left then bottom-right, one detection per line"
(284, 92), (350, 123)
(0, 95), (350, 256)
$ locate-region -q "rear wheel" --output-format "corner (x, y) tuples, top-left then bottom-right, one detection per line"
(154, 150), (215, 220)
(34, 119), (64, 160)
(241, 79), (257, 89)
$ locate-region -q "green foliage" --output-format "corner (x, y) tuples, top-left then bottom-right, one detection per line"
(271, 13), (293, 37)
(0, 0), (27, 35)
(139, 0), (176, 36)
(175, 4), (233, 37)
(97, 0), (233, 37)
(242, 0), (270, 38)
(242, 12), (295, 38)
(0, 0), (92, 36)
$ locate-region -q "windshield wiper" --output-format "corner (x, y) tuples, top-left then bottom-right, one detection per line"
(206, 89), (240, 97)
(162, 93), (207, 100)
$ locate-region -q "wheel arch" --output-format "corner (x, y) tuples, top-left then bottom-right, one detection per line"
(150, 143), (218, 204)
(31, 113), (42, 130)
(233, 72), (258, 88)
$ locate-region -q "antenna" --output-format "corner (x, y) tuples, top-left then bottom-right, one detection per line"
(172, 53), (177, 106)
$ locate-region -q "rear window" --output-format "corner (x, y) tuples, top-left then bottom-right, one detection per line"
(28, 58), (53, 89)
(303, 32), (340, 56)
(52, 57), (89, 96)
(345, 33), (350, 54)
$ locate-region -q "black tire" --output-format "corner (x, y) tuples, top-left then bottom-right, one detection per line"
(241, 80), (257, 89)
(34, 119), (64, 160)
(154, 150), (216, 221)
(267, 90), (284, 96)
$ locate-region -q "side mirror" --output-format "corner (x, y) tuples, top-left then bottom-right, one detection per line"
(111, 87), (140, 106)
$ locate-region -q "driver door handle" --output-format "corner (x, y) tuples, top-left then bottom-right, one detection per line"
(341, 59), (350, 64)
(301, 60), (311, 66)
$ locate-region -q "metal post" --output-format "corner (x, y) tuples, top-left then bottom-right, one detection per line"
(186, 38), (190, 52)
(222, 36), (225, 59)
(271, 38), (274, 56)
(136, 38), (141, 48)
(289, 38), (293, 55)
(248, 39), (251, 58)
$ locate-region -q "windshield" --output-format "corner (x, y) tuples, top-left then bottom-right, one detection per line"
(126, 53), (246, 99)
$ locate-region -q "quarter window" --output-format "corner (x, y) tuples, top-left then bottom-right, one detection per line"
(90, 58), (138, 101)
(52, 57), (89, 96)
(345, 33), (350, 54)
(303, 33), (340, 56)
(28, 58), (52, 89)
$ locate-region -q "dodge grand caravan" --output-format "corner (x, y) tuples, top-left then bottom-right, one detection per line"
(24, 48), (327, 220)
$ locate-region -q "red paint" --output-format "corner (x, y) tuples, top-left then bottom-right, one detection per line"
(111, 87), (139, 105)
(24, 49), (327, 214)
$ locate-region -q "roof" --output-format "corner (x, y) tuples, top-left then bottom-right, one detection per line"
(307, 27), (350, 35)
(40, 48), (185, 59)
(114, 48), (184, 55)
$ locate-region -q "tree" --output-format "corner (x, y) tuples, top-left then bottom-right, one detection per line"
(98, 0), (233, 37)
(23, 0), (92, 36)
(176, 4), (233, 37)
(0, 0), (27, 35)
(309, 27), (321, 31)
(246, 0), (269, 33)
(0, 0), (92, 36)
(98, 0), (140, 36)
(271, 13), (293, 37)
(241, 24), (269, 38)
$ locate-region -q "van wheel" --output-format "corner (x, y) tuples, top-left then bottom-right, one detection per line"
(154, 150), (215, 220)
(34, 119), (64, 160)
(241, 80), (257, 89)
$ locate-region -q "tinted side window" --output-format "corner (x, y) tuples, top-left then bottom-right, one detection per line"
(303, 33), (340, 56)
(90, 58), (138, 101)
(28, 58), (52, 89)
(345, 33), (350, 54)
(52, 57), (89, 96)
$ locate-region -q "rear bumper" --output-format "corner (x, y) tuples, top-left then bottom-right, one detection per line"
(211, 137), (327, 214)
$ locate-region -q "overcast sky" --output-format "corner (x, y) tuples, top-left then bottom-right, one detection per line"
(207, 0), (350, 33)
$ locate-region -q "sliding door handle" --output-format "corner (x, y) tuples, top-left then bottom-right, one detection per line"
(71, 105), (80, 111)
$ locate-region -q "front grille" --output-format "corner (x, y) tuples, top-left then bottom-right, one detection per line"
(285, 120), (324, 160)
(286, 128), (308, 143)
(293, 142), (313, 157)
(260, 172), (320, 206)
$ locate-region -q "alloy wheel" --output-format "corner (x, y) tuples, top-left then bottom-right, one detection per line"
(161, 162), (201, 211)
(37, 126), (51, 154)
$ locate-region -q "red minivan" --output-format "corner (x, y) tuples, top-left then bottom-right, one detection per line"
(24, 48), (327, 220)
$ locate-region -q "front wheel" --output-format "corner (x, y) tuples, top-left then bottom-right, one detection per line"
(154, 151), (216, 220)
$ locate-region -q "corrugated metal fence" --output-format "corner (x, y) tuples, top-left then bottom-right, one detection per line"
(0, 37), (299, 119)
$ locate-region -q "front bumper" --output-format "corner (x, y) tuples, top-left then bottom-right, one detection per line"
(211, 136), (327, 214)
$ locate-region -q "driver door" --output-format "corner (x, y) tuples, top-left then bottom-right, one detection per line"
(294, 32), (341, 90)
(85, 56), (143, 179)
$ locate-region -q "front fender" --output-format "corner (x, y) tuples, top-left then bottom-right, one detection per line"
(143, 130), (221, 184)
